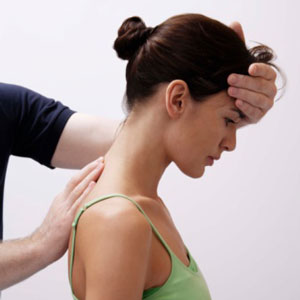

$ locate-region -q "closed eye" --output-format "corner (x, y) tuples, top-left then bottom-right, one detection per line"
(225, 118), (235, 126)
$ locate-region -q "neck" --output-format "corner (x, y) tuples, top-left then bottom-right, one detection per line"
(94, 107), (171, 200)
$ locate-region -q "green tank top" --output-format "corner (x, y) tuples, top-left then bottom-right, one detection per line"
(69, 193), (212, 300)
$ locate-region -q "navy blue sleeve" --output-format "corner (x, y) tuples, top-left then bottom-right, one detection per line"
(0, 83), (76, 168)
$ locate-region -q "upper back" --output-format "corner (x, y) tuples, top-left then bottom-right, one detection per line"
(68, 195), (153, 300)
(68, 193), (212, 300)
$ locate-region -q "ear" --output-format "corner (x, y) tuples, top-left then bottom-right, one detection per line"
(165, 80), (190, 119)
(229, 21), (245, 42)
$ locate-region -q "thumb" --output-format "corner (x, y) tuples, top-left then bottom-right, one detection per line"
(229, 21), (245, 42)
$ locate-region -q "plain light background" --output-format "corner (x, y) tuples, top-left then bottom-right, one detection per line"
(0, 0), (299, 299)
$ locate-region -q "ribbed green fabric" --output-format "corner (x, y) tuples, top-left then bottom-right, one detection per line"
(69, 194), (211, 300)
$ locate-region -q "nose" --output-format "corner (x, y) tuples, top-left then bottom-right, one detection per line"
(220, 128), (237, 152)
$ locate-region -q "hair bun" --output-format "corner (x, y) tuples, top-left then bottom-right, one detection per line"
(113, 16), (154, 60)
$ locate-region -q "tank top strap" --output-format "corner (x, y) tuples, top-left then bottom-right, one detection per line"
(69, 193), (173, 298)
(84, 193), (173, 252)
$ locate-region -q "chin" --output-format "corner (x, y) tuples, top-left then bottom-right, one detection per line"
(178, 163), (206, 179)
(190, 169), (205, 179)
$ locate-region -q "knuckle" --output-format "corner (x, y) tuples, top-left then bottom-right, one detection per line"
(69, 190), (80, 202)
(245, 101), (252, 112)
(235, 88), (242, 98)
(72, 184), (82, 197)
(240, 75), (249, 88)
(65, 181), (74, 191)
(241, 89), (248, 99)
(238, 74), (246, 84)
(70, 175), (80, 186)
(271, 85), (277, 98)
(268, 98), (274, 109)
(257, 78), (265, 91)
(251, 109), (260, 124)
(257, 110), (264, 122)
(247, 102), (256, 116)
(259, 93), (266, 104)
(271, 68), (277, 81)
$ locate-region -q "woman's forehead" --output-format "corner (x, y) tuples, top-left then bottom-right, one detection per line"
(205, 92), (244, 117)
(206, 91), (236, 108)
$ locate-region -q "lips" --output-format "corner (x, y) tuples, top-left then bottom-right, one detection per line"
(206, 155), (221, 166)
(207, 156), (214, 166)
(209, 155), (220, 160)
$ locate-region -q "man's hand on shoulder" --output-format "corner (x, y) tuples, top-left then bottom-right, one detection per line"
(33, 157), (104, 264)
(0, 158), (104, 290)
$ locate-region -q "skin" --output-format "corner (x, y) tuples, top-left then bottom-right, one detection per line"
(51, 114), (119, 169)
(0, 22), (278, 291)
(165, 84), (240, 179)
(228, 22), (277, 129)
(68, 80), (250, 300)
(0, 158), (104, 290)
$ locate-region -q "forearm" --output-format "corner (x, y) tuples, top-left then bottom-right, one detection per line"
(51, 113), (121, 169)
(0, 158), (104, 291)
(0, 233), (47, 290)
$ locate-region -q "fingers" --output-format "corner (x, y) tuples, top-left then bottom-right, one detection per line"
(71, 181), (96, 212)
(227, 62), (277, 127)
(228, 73), (277, 99)
(235, 99), (263, 124)
(68, 161), (104, 204)
(229, 21), (245, 42)
(228, 86), (272, 111)
(65, 157), (104, 193)
(248, 63), (277, 81)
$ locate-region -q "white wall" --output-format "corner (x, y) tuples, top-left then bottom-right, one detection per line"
(1, 0), (299, 299)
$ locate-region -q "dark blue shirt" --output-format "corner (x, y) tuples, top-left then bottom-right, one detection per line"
(0, 83), (75, 240)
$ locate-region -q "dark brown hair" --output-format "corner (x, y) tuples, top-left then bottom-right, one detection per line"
(113, 13), (278, 112)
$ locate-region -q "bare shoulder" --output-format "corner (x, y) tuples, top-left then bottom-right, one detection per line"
(73, 197), (153, 299)
(75, 196), (153, 257)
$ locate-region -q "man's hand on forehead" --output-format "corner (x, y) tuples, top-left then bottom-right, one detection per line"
(228, 21), (277, 128)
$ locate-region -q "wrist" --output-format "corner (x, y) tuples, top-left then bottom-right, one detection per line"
(29, 228), (54, 268)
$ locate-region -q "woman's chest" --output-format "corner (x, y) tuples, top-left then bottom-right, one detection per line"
(141, 206), (190, 290)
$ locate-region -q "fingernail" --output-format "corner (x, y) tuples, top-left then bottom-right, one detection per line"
(229, 87), (237, 96)
(89, 181), (96, 188)
(237, 100), (243, 106)
(229, 75), (238, 84)
(97, 156), (104, 163)
(96, 163), (103, 170)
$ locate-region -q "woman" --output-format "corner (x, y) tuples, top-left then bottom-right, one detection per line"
(68, 13), (278, 300)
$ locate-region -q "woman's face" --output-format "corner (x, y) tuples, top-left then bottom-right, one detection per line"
(166, 90), (242, 178)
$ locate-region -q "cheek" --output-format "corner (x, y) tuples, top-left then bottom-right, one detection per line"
(165, 126), (209, 178)
(200, 123), (223, 149)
